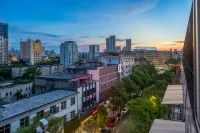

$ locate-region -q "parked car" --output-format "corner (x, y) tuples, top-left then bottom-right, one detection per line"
(107, 117), (119, 127)
(121, 107), (128, 115)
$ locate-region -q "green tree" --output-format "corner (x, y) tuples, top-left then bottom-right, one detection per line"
(109, 83), (128, 115)
(122, 77), (139, 94)
(97, 105), (108, 127)
(133, 69), (147, 84)
(0, 67), (12, 80)
(126, 98), (155, 133)
(14, 115), (64, 133)
(10, 60), (27, 67)
(21, 67), (41, 80)
(15, 91), (23, 100)
(129, 73), (145, 89)
(47, 117), (64, 133)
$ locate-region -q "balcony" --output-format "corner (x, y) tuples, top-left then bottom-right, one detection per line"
(149, 119), (185, 133)
(162, 85), (184, 121)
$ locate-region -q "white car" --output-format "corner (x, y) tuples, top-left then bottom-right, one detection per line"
(121, 107), (128, 115)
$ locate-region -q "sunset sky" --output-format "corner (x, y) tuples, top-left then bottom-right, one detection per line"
(0, 0), (192, 52)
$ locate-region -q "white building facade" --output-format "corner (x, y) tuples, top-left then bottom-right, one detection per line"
(0, 82), (33, 102)
(119, 54), (135, 79)
(60, 41), (78, 68)
(99, 54), (135, 79)
(12, 65), (64, 78)
(0, 90), (78, 133)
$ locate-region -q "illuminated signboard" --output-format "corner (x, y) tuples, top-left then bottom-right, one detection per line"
(118, 64), (122, 73)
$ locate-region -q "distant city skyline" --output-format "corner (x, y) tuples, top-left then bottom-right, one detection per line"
(1, 0), (192, 52)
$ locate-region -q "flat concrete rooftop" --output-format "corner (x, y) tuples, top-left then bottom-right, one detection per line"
(162, 85), (183, 105)
(37, 73), (90, 80)
(149, 119), (185, 133)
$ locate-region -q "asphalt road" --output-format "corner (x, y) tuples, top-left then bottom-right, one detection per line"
(111, 114), (129, 133)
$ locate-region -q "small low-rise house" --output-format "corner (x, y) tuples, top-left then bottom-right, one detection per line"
(0, 82), (33, 102)
(12, 65), (64, 78)
(35, 73), (97, 112)
(0, 90), (78, 133)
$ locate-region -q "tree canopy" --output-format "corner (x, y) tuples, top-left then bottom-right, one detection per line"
(124, 64), (169, 133)
(0, 67), (11, 81)
(97, 105), (108, 127)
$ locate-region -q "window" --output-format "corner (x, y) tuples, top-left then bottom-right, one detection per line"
(0, 124), (10, 133)
(10, 92), (12, 95)
(62, 115), (67, 122)
(37, 110), (44, 118)
(50, 105), (57, 114)
(70, 110), (75, 119)
(20, 116), (29, 127)
(61, 101), (66, 110)
(29, 87), (31, 90)
(6, 93), (8, 96)
(20, 89), (22, 92)
(71, 97), (75, 105)
(26, 87), (27, 90)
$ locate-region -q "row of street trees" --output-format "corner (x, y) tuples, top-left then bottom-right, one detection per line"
(96, 63), (173, 132)
(96, 64), (159, 128)
(126, 65), (173, 133)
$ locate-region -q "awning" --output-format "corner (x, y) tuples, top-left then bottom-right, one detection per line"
(162, 85), (183, 105)
(149, 119), (185, 133)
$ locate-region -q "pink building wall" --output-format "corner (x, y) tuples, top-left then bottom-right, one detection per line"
(88, 65), (119, 103)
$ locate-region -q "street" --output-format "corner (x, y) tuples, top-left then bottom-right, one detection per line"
(111, 114), (130, 133)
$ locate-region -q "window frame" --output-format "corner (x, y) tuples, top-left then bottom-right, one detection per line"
(36, 110), (44, 118)
(70, 110), (75, 119)
(61, 101), (66, 110)
(50, 105), (56, 114)
(70, 97), (75, 106)
(20, 116), (29, 127)
(0, 124), (10, 133)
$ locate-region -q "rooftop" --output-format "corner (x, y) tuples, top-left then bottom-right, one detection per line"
(37, 73), (90, 80)
(149, 119), (185, 133)
(0, 90), (77, 122)
(162, 85), (183, 104)
(0, 82), (32, 89)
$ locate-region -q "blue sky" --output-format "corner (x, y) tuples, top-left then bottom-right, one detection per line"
(0, 0), (192, 52)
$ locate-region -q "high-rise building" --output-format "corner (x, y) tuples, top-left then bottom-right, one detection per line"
(106, 38), (109, 51)
(60, 41), (78, 68)
(9, 48), (20, 57)
(89, 45), (99, 59)
(106, 35), (116, 52)
(41, 46), (45, 56)
(20, 39), (42, 65)
(126, 39), (131, 51)
(115, 46), (121, 53)
(0, 23), (8, 66)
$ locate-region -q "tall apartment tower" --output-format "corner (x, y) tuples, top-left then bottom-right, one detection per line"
(106, 38), (110, 51)
(60, 41), (78, 68)
(0, 23), (8, 66)
(126, 39), (131, 51)
(89, 45), (99, 59)
(20, 39), (42, 65)
(106, 35), (116, 52)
